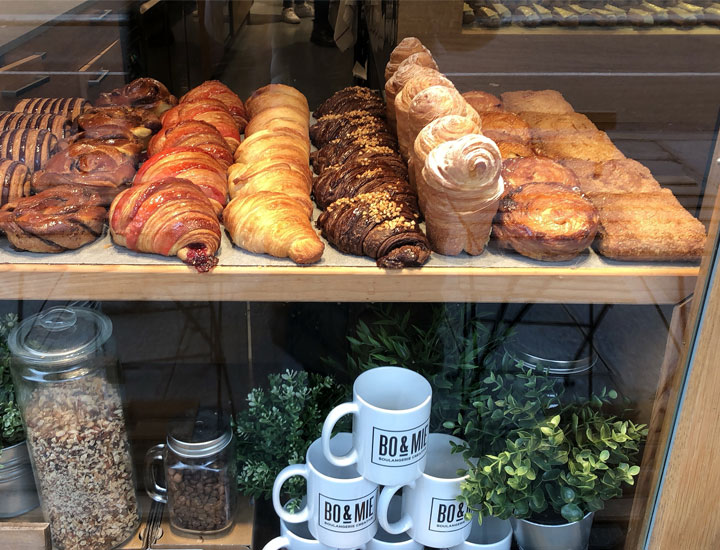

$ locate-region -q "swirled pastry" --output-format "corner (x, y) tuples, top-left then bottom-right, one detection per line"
(32, 139), (138, 205)
(14, 98), (89, 121)
(0, 160), (30, 206)
(501, 156), (580, 196)
(317, 191), (430, 268)
(96, 78), (177, 115)
(148, 120), (234, 168)
(110, 178), (221, 271)
(224, 191), (324, 264)
(134, 146), (228, 215)
(385, 63), (439, 130)
(0, 129), (58, 171)
(420, 134), (504, 255)
(494, 182), (598, 261)
(180, 80), (248, 131)
(245, 84), (309, 119)
(412, 115), (481, 191)
(0, 185), (105, 252)
(77, 106), (162, 144)
(0, 112), (73, 139)
(161, 99), (241, 152)
(477, 112), (531, 144)
(462, 91), (503, 114)
(500, 90), (574, 115)
(395, 73), (454, 158)
(384, 37), (432, 82)
(310, 110), (385, 147)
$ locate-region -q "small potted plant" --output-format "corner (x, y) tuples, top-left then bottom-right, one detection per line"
(0, 313), (39, 518)
(445, 356), (648, 550)
(234, 369), (348, 547)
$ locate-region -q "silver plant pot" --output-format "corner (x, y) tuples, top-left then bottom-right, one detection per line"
(0, 440), (40, 518)
(510, 512), (594, 550)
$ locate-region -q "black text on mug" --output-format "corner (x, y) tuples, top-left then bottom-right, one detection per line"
(428, 498), (470, 532)
(371, 421), (429, 467)
(319, 489), (378, 533)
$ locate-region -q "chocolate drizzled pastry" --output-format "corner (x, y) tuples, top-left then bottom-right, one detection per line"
(0, 112), (73, 139)
(0, 185), (106, 252)
(311, 129), (399, 174)
(77, 106), (161, 142)
(313, 86), (385, 119)
(14, 98), (89, 121)
(310, 110), (386, 147)
(313, 136), (401, 176)
(96, 77), (178, 115)
(317, 191), (430, 269)
(0, 160), (30, 207)
(0, 129), (58, 171)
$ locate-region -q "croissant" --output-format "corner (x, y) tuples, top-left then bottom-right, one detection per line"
(134, 146), (228, 215)
(317, 191), (430, 268)
(412, 115), (481, 192)
(110, 178), (221, 272)
(395, 73), (454, 159)
(312, 134), (400, 176)
(420, 134), (504, 255)
(148, 120), (234, 168)
(244, 111), (309, 142)
(96, 78), (178, 115)
(310, 111), (386, 148)
(501, 157), (580, 196)
(477, 112), (531, 144)
(233, 129), (310, 165)
(462, 91), (503, 115)
(384, 37), (432, 82)
(385, 64), (439, 131)
(311, 123), (398, 171)
(229, 157), (312, 194)
(313, 87), (385, 119)
(224, 191), (324, 264)
(161, 99), (241, 151)
(180, 80), (248, 131)
(228, 162), (313, 216)
(0, 112), (73, 139)
(314, 156), (408, 206)
(245, 84), (309, 119)
(0, 185), (105, 252)
(0, 160), (30, 206)
(32, 140), (138, 205)
(0, 129), (58, 171)
(77, 106), (161, 144)
(14, 98), (89, 121)
(493, 182), (598, 261)
(497, 141), (536, 159)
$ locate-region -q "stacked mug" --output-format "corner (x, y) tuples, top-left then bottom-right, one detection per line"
(268, 367), (511, 550)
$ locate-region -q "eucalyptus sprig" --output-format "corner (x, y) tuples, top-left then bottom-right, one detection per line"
(234, 369), (349, 504)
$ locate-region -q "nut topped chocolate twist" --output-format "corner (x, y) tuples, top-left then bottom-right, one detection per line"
(313, 86), (385, 119)
(0, 184), (106, 253)
(312, 133), (401, 175)
(309, 110), (385, 147)
(317, 190), (430, 269)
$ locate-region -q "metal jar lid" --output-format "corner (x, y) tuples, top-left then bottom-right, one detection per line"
(8, 306), (113, 369)
(167, 409), (233, 459)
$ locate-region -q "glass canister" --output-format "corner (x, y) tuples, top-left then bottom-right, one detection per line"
(8, 306), (139, 550)
(145, 409), (237, 535)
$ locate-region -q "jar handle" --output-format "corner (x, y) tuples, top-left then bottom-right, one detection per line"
(145, 443), (167, 503)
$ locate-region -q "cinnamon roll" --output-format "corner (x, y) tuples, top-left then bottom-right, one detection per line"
(420, 134), (504, 255)
(96, 77), (178, 115)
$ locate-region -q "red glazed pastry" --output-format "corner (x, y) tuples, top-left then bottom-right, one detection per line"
(180, 80), (248, 132)
(161, 99), (241, 152)
(148, 120), (234, 168)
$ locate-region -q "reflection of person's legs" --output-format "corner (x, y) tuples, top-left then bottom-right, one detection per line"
(283, 0), (314, 24)
(311, 0), (335, 47)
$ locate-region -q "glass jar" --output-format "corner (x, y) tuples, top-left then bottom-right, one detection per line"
(8, 306), (139, 550)
(145, 409), (237, 535)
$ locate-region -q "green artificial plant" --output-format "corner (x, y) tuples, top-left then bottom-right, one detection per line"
(0, 313), (23, 454)
(234, 369), (348, 505)
(444, 352), (648, 524)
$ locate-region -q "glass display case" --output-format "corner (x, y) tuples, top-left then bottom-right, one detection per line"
(0, 1), (718, 549)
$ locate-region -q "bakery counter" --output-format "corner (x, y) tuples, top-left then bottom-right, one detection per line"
(0, 230), (698, 303)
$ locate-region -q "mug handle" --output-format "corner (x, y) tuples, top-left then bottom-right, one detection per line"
(321, 402), (360, 467)
(262, 535), (291, 550)
(144, 443), (168, 503)
(273, 463), (310, 524)
(378, 484), (413, 535)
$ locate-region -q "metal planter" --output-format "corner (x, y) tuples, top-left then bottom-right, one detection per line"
(510, 512), (594, 550)
(0, 440), (39, 518)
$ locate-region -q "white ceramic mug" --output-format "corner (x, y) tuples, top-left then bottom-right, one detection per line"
(368, 496), (422, 550)
(449, 516), (512, 550)
(263, 518), (335, 550)
(273, 433), (378, 548)
(321, 366), (432, 486)
(377, 434), (471, 548)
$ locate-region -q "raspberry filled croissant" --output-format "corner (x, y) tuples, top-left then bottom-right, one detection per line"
(223, 191), (324, 265)
(148, 120), (234, 168)
(161, 99), (241, 151)
(180, 80), (248, 131)
(109, 178), (221, 272)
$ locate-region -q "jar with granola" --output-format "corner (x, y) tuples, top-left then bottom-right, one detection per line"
(8, 306), (139, 550)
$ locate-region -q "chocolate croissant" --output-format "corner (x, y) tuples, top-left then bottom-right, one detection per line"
(223, 191), (324, 264)
(31, 139), (138, 205)
(310, 111), (386, 148)
(0, 129), (58, 171)
(0, 160), (30, 206)
(317, 191), (430, 268)
(14, 98), (89, 121)
(148, 120), (234, 168)
(493, 182), (598, 261)
(110, 178), (221, 272)
(311, 127), (399, 174)
(96, 77), (178, 115)
(0, 112), (73, 139)
(0, 185), (105, 252)
(77, 106), (161, 144)
(161, 99), (241, 152)
(181, 80), (248, 131)
(313, 87), (385, 119)
(312, 136), (401, 176)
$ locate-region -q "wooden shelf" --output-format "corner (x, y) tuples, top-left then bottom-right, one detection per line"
(0, 262), (698, 304)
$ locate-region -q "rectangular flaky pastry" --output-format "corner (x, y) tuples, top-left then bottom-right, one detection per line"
(537, 130), (626, 162)
(518, 112), (598, 142)
(561, 159), (662, 196)
(501, 90), (575, 115)
(592, 189), (706, 261)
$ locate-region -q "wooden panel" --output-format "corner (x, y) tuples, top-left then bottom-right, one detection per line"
(0, 263), (698, 303)
(0, 522), (51, 550)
